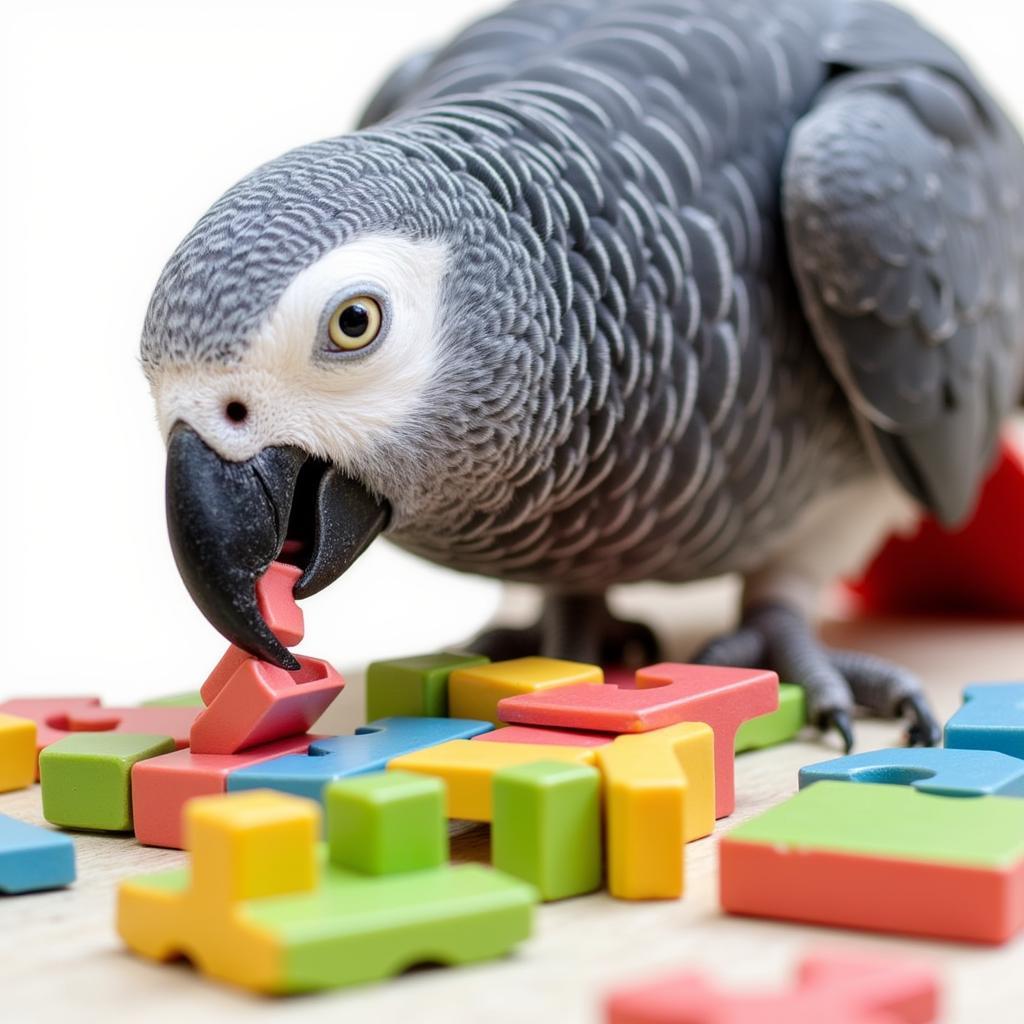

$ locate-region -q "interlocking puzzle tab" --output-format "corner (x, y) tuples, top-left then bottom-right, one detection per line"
(0, 814), (76, 893)
(366, 651), (490, 720)
(597, 723), (714, 900)
(720, 780), (1024, 942)
(41, 733), (176, 832)
(0, 713), (36, 792)
(499, 663), (778, 817)
(226, 717), (493, 801)
(604, 950), (940, 1023)
(118, 783), (535, 992)
(945, 683), (1024, 759)
(449, 656), (604, 725)
(799, 746), (1024, 797)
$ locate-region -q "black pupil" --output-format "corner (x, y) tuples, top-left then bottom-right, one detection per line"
(338, 303), (370, 338)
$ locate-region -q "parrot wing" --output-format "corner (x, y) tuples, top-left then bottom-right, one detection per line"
(783, 0), (1024, 525)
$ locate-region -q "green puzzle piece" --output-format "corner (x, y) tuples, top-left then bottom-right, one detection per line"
(492, 760), (602, 901)
(728, 780), (1024, 867)
(141, 691), (204, 707)
(366, 651), (490, 720)
(734, 683), (806, 753)
(40, 733), (176, 831)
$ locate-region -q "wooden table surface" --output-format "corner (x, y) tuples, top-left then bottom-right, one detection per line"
(3, 582), (1024, 1023)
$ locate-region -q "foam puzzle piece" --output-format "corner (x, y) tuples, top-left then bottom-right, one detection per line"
(226, 717), (493, 801)
(945, 683), (1024, 759)
(132, 733), (320, 849)
(449, 656), (603, 725)
(499, 663), (778, 817)
(734, 683), (806, 753)
(40, 733), (177, 832)
(141, 692), (205, 707)
(800, 746), (1024, 798)
(0, 697), (196, 776)
(366, 651), (490, 720)
(597, 723), (715, 900)
(190, 655), (344, 755)
(604, 950), (940, 1023)
(328, 770), (448, 875)
(0, 713), (36, 793)
(118, 786), (535, 992)
(720, 780), (1024, 942)
(492, 760), (602, 901)
(0, 813), (76, 893)
(474, 724), (612, 747)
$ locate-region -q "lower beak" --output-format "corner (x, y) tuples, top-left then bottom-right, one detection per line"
(164, 423), (390, 668)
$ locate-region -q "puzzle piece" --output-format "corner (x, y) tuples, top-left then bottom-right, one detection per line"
(388, 739), (597, 820)
(474, 724), (612, 747)
(0, 697), (197, 776)
(40, 733), (176, 832)
(189, 655), (344, 755)
(0, 814), (76, 893)
(945, 683), (1024, 759)
(0, 714), (36, 792)
(800, 746), (1024, 798)
(118, 783), (535, 992)
(720, 780), (1024, 942)
(597, 723), (715, 900)
(141, 692), (205, 707)
(492, 761), (602, 901)
(604, 950), (940, 1023)
(499, 663), (778, 817)
(226, 717), (493, 801)
(449, 657), (603, 725)
(131, 733), (320, 848)
(734, 683), (806, 753)
(366, 651), (490, 720)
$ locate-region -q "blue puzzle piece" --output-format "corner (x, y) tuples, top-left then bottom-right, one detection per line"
(0, 814), (76, 893)
(945, 683), (1024, 759)
(799, 746), (1024, 798)
(226, 717), (494, 800)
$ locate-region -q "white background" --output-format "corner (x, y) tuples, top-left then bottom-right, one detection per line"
(0, 0), (1020, 703)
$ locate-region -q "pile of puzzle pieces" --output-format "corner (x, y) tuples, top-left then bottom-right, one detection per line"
(720, 683), (1024, 943)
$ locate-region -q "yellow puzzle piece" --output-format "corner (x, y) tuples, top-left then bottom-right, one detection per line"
(597, 722), (715, 900)
(388, 740), (597, 820)
(0, 714), (37, 793)
(448, 657), (603, 725)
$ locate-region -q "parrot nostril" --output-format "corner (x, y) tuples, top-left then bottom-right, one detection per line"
(225, 400), (249, 425)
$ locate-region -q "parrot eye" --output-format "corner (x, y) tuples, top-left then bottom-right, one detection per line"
(327, 295), (383, 352)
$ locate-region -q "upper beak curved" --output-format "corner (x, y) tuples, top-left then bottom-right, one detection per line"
(164, 423), (390, 669)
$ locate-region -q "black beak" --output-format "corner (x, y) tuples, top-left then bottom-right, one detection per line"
(165, 423), (390, 669)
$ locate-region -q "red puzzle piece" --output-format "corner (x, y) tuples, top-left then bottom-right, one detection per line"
(473, 724), (612, 747)
(0, 698), (199, 777)
(850, 439), (1024, 616)
(498, 663), (778, 817)
(189, 656), (343, 755)
(605, 951), (939, 1024)
(131, 733), (319, 848)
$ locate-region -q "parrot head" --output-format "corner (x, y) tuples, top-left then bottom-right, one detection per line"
(142, 129), (545, 668)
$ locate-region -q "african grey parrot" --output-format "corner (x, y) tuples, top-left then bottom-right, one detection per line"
(143, 0), (1024, 750)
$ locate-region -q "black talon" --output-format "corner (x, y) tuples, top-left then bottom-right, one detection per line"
(820, 709), (855, 754)
(899, 693), (942, 748)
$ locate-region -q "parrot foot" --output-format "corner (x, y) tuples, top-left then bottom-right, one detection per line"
(466, 592), (662, 668)
(694, 601), (940, 752)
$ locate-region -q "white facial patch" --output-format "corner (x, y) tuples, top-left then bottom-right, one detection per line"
(151, 234), (449, 468)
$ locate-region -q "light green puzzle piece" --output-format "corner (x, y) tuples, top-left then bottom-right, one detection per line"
(40, 732), (175, 831)
(141, 691), (204, 707)
(735, 683), (806, 753)
(728, 780), (1024, 867)
(492, 760), (602, 901)
(366, 651), (490, 720)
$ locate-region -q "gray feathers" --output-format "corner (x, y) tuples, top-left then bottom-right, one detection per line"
(142, 0), (1024, 590)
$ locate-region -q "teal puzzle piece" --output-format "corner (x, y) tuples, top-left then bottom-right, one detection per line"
(0, 814), (76, 893)
(945, 683), (1024, 760)
(226, 717), (494, 800)
(799, 746), (1024, 798)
